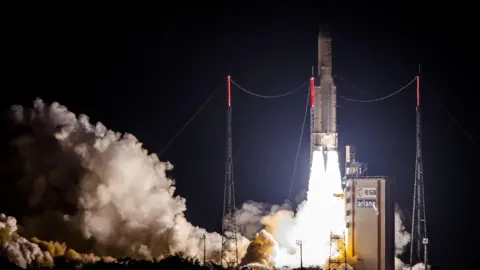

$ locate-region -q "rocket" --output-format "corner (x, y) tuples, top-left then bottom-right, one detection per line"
(311, 29), (338, 158)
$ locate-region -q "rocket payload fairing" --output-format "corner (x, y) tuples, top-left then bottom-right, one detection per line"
(311, 29), (338, 155)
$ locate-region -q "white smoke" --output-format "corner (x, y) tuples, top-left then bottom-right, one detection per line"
(394, 207), (427, 270)
(395, 208), (410, 256)
(395, 257), (427, 270)
(238, 154), (426, 269)
(0, 98), (429, 269)
(1, 98), (249, 263)
(240, 150), (353, 269)
(235, 201), (292, 241)
(0, 214), (54, 269)
(235, 201), (268, 240)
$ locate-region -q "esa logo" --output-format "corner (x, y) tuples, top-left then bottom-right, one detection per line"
(357, 188), (377, 198)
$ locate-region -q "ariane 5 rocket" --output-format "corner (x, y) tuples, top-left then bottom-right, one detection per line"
(310, 29), (338, 159)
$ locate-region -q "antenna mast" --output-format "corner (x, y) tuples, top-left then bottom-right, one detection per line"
(409, 66), (429, 268)
(221, 75), (239, 268)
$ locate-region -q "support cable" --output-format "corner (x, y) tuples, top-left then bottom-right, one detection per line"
(339, 77), (417, 103)
(287, 91), (310, 201)
(231, 80), (308, 99)
(158, 83), (222, 157)
(434, 94), (480, 150)
(421, 79), (480, 150)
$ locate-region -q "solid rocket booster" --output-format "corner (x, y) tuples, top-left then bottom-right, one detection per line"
(312, 29), (338, 153)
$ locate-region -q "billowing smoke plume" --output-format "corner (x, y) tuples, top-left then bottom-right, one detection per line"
(0, 99), (249, 263)
(0, 213), (53, 268)
(239, 179), (426, 269)
(395, 205), (410, 256)
(235, 201), (268, 240)
(239, 230), (278, 268)
(1, 213), (117, 268)
(234, 201), (292, 241)
(394, 206), (427, 270)
(240, 150), (355, 269)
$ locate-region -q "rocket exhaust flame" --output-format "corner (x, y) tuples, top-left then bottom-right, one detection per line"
(268, 150), (350, 268)
(241, 150), (351, 269)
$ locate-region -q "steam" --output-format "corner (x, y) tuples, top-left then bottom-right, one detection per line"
(0, 98), (249, 264)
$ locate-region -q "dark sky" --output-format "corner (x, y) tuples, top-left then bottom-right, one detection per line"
(3, 2), (478, 269)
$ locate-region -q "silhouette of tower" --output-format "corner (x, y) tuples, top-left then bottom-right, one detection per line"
(409, 72), (429, 268)
(221, 75), (238, 267)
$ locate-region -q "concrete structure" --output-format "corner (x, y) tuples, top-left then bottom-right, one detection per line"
(344, 176), (395, 270)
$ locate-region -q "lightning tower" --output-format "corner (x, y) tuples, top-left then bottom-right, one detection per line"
(221, 75), (239, 267)
(409, 72), (429, 268)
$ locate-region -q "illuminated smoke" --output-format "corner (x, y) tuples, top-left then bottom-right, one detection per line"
(395, 208), (410, 256)
(273, 150), (350, 268)
(395, 258), (427, 270)
(394, 208), (427, 270)
(241, 150), (352, 268)
(0, 99), (250, 264)
(0, 213), (53, 268)
(240, 149), (429, 269)
(239, 230), (278, 268)
(1, 99), (429, 269)
(235, 201), (292, 241)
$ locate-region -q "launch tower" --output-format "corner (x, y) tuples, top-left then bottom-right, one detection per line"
(221, 75), (239, 267)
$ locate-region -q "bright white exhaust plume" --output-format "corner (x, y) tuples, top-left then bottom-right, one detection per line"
(272, 150), (348, 268)
(241, 150), (351, 269)
(240, 153), (425, 269)
(1, 98), (249, 262)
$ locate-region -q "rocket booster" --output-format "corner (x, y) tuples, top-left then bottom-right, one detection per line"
(311, 29), (338, 153)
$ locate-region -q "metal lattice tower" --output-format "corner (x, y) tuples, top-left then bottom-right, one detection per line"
(409, 74), (429, 268)
(328, 232), (347, 270)
(221, 75), (239, 268)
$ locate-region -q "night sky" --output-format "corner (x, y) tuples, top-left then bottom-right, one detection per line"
(3, 2), (478, 269)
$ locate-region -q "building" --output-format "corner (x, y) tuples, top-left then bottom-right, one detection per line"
(344, 176), (395, 270)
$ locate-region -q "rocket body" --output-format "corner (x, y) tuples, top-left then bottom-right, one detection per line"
(312, 30), (338, 153)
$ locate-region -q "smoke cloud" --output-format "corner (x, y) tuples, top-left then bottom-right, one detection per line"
(0, 99), (429, 269)
(395, 205), (411, 256)
(236, 202), (296, 267)
(0, 213), (53, 268)
(240, 230), (278, 268)
(239, 197), (425, 269)
(0, 98), (249, 264)
(234, 201), (292, 241)
(394, 206), (426, 270)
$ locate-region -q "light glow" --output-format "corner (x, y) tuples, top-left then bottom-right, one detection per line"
(272, 150), (348, 268)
